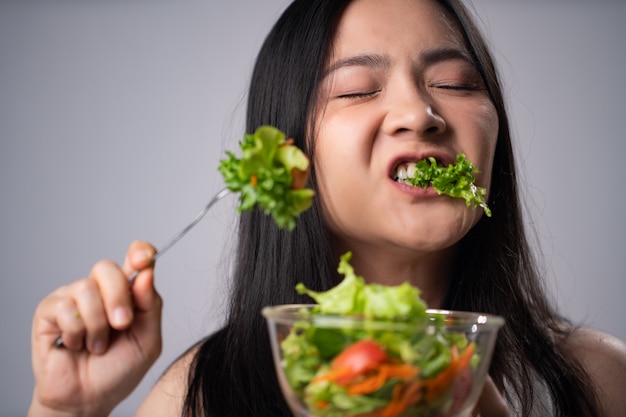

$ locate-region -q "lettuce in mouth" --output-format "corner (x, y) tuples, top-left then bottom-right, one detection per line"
(398, 154), (491, 217)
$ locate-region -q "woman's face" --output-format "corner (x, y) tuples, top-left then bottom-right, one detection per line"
(313, 0), (498, 257)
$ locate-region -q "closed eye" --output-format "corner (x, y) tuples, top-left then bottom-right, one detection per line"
(432, 83), (481, 92)
(337, 90), (381, 99)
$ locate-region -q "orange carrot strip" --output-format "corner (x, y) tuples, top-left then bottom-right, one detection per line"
(423, 343), (475, 401)
(351, 378), (423, 417)
(457, 343), (475, 370)
(315, 400), (329, 410)
(346, 363), (419, 396)
(402, 379), (423, 406)
(346, 367), (389, 395)
(423, 363), (457, 400)
(381, 384), (405, 417)
(311, 366), (353, 384)
(386, 363), (420, 379)
(250, 174), (258, 187)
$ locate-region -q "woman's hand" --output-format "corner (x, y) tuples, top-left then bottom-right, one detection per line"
(29, 241), (163, 417)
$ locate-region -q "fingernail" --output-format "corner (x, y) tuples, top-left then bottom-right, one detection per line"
(112, 306), (131, 326)
(131, 249), (153, 265)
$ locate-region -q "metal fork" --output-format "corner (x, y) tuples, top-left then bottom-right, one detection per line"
(54, 187), (231, 347)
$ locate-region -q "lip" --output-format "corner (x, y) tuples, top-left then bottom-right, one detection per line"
(391, 179), (442, 198)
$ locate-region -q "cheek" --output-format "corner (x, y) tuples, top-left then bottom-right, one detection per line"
(314, 125), (350, 187)
(312, 129), (350, 224)
(471, 102), (499, 190)
(313, 123), (374, 233)
(313, 157), (354, 235)
(312, 111), (374, 188)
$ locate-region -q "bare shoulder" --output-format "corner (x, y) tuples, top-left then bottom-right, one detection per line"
(560, 327), (626, 417)
(135, 344), (199, 417)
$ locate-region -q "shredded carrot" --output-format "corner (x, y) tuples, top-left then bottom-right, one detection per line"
(315, 400), (329, 410)
(250, 174), (258, 187)
(346, 364), (419, 395)
(346, 370), (388, 396)
(311, 366), (353, 385)
(351, 378), (423, 417)
(457, 342), (475, 369)
(282, 138), (294, 146)
(382, 381), (420, 417)
(423, 343), (475, 401)
(344, 344), (475, 417)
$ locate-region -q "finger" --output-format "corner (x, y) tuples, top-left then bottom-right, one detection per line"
(122, 241), (156, 277)
(71, 278), (111, 354)
(89, 259), (133, 331)
(42, 293), (86, 351)
(473, 376), (510, 417)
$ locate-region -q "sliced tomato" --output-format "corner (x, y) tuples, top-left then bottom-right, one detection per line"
(331, 340), (387, 384)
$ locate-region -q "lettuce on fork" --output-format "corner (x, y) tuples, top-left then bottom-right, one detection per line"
(218, 125), (315, 230)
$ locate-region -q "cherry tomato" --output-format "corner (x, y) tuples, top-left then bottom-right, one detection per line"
(331, 340), (387, 383)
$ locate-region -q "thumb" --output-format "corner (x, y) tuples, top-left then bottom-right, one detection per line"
(128, 269), (162, 363)
(122, 241), (160, 315)
(131, 268), (161, 314)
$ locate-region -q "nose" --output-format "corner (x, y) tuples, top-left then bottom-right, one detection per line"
(381, 82), (446, 138)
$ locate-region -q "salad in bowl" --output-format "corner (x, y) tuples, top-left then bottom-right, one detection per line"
(263, 253), (504, 417)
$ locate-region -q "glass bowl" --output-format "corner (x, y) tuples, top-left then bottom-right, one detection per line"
(263, 304), (504, 417)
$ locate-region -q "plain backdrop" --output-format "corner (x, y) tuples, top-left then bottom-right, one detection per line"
(1, 1), (625, 416)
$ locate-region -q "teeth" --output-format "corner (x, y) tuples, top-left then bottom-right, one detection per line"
(406, 164), (417, 178)
(394, 163), (418, 182)
(396, 165), (408, 180)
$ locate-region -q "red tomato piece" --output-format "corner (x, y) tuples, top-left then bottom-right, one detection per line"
(331, 340), (387, 384)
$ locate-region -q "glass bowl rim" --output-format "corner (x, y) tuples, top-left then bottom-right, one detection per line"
(262, 303), (504, 331)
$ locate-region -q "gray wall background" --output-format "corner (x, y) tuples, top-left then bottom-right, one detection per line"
(1, 1), (624, 415)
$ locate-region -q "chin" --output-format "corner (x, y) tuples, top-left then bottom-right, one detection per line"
(387, 207), (478, 249)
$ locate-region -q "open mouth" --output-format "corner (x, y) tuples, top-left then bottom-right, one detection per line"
(391, 154), (492, 216)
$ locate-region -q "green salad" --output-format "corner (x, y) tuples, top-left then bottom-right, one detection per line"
(218, 125), (315, 230)
(401, 154), (491, 217)
(280, 253), (478, 417)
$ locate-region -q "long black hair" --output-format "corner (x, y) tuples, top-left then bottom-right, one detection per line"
(435, 1), (598, 416)
(183, 0), (599, 416)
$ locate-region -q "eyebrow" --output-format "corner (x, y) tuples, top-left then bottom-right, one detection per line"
(418, 47), (474, 67)
(322, 54), (390, 78)
(322, 47), (474, 79)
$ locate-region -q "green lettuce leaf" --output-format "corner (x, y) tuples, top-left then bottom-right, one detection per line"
(408, 154), (491, 217)
(296, 252), (427, 320)
(218, 125), (315, 230)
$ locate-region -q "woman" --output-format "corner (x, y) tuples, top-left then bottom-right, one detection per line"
(29, 0), (626, 416)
